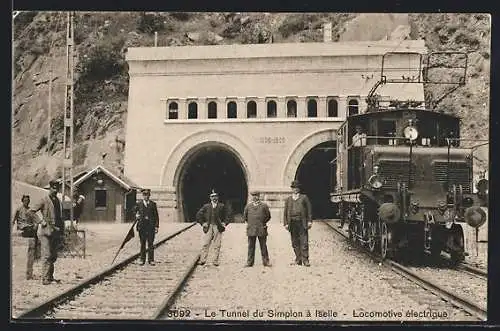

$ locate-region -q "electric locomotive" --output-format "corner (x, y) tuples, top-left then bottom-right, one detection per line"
(330, 52), (488, 264)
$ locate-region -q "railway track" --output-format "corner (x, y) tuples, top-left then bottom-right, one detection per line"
(18, 223), (201, 320)
(455, 261), (487, 280)
(323, 220), (487, 321)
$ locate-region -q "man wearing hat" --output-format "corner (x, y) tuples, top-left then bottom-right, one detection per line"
(135, 188), (159, 265)
(196, 189), (229, 266)
(243, 190), (271, 267)
(30, 180), (64, 284)
(72, 186), (85, 224)
(283, 180), (312, 267)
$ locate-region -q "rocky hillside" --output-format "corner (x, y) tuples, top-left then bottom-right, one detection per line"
(12, 12), (490, 186)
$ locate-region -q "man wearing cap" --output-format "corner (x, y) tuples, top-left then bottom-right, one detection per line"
(283, 180), (312, 267)
(352, 124), (367, 147)
(243, 191), (271, 267)
(72, 186), (85, 224)
(135, 188), (159, 266)
(30, 180), (64, 285)
(196, 190), (229, 266)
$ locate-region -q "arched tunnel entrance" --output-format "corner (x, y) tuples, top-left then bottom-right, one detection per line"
(178, 144), (248, 222)
(295, 141), (337, 219)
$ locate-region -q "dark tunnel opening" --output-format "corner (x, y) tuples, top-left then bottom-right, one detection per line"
(295, 141), (337, 219)
(179, 145), (248, 222)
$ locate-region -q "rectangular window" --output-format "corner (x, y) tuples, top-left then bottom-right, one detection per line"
(95, 189), (107, 209)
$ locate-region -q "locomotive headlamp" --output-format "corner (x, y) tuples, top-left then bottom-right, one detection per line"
(403, 125), (419, 141)
(368, 174), (383, 189)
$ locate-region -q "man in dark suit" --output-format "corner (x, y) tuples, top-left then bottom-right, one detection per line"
(196, 190), (229, 266)
(135, 188), (159, 266)
(283, 180), (312, 267)
(243, 191), (271, 267)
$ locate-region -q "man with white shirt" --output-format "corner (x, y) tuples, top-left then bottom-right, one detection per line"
(352, 125), (367, 147)
(283, 180), (312, 267)
(135, 189), (159, 266)
(196, 190), (229, 266)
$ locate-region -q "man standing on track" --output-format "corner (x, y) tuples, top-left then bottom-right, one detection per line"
(243, 191), (272, 267)
(196, 190), (229, 267)
(135, 188), (159, 266)
(30, 180), (64, 285)
(283, 180), (312, 267)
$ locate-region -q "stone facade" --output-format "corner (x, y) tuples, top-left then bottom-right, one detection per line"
(124, 40), (426, 223)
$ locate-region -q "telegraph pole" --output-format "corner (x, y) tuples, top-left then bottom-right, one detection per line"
(47, 67), (52, 152)
(62, 11), (75, 228)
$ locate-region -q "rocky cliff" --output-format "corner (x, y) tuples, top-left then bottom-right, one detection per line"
(12, 12), (490, 186)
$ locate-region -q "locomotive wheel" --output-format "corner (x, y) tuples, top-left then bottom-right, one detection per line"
(380, 222), (388, 258)
(368, 222), (377, 253)
(348, 222), (355, 243)
(449, 226), (465, 266)
(380, 222), (393, 259)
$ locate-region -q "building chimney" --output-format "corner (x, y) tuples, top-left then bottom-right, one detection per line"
(323, 22), (332, 42)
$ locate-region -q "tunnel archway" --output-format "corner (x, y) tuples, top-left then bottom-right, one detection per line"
(178, 143), (248, 222)
(295, 141), (337, 219)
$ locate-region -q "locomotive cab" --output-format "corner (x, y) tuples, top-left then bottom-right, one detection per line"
(333, 107), (486, 264)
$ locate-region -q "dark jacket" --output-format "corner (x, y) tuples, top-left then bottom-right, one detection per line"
(135, 199), (159, 231)
(243, 202), (271, 237)
(283, 194), (312, 230)
(31, 194), (63, 237)
(196, 202), (229, 232)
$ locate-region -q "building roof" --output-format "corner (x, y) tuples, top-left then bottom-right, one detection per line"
(42, 170), (89, 189)
(73, 165), (140, 190)
(126, 40), (427, 62)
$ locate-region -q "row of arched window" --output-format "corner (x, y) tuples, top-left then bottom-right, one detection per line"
(166, 98), (360, 120)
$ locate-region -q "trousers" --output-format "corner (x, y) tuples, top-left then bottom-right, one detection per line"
(247, 236), (269, 266)
(139, 228), (155, 262)
(289, 219), (309, 263)
(40, 232), (59, 282)
(200, 224), (222, 264)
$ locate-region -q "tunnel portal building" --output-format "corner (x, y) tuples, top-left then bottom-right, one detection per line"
(124, 40), (426, 223)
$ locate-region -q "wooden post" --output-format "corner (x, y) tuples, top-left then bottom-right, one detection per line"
(47, 68), (52, 152)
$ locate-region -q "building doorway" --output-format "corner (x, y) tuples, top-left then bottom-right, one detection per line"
(178, 144), (248, 222)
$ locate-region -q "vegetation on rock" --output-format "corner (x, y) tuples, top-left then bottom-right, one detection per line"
(12, 12), (490, 186)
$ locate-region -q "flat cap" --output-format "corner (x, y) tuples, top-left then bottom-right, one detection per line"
(49, 180), (60, 189)
(141, 188), (151, 194)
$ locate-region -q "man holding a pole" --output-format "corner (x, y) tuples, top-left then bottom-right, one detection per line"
(135, 189), (159, 266)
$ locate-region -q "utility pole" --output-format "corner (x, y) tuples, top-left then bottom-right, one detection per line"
(47, 67), (52, 152)
(62, 11), (75, 228)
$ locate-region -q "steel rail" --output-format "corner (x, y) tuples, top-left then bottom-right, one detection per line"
(17, 222), (196, 319)
(457, 262), (487, 280)
(322, 220), (487, 321)
(152, 253), (200, 319)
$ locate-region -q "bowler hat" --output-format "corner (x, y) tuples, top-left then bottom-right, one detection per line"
(290, 180), (300, 188)
(209, 189), (218, 197)
(141, 188), (151, 194)
(250, 190), (260, 196)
